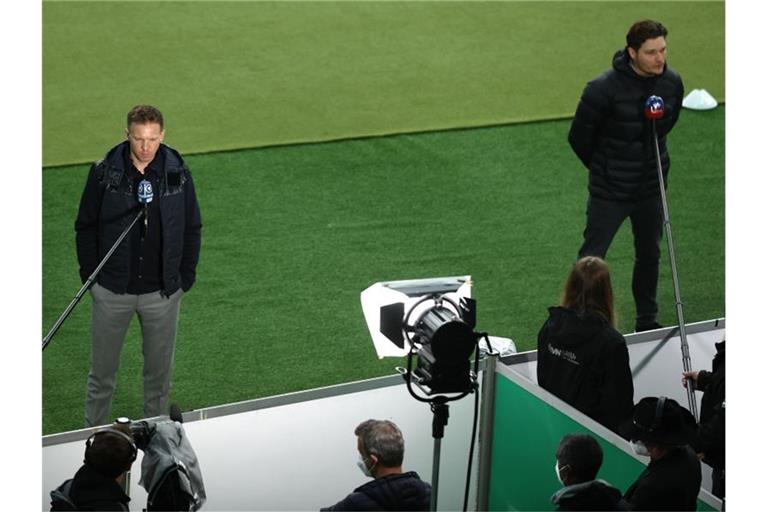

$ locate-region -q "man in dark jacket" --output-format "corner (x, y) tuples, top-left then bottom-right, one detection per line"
(75, 105), (202, 427)
(620, 397), (702, 510)
(568, 20), (684, 332)
(537, 306), (634, 433)
(50, 424), (137, 511)
(551, 433), (627, 511)
(321, 419), (431, 511)
(683, 340), (725, 499)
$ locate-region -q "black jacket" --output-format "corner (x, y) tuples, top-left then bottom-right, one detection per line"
(537, 307), (634, 433)
(50, 464), (130, 511)
(693, 341), (725, 470)
(551, 479), (628, 511)
(321, 471), (431, 511)
(623, 446), (701, 511)
(75, 141), (202, 295)
(568, 49), (684, 202)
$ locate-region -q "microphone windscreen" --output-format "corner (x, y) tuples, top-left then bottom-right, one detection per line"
(169, 403), (183, 423)
(644, 95), (665, 120)
(137, 179), (154, 204)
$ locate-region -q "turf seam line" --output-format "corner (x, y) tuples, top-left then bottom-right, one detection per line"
(42, 102), (725, 171)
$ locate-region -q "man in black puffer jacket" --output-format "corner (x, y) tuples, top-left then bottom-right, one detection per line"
(568, 20), (684, 333)
(321, 419), (431, 511)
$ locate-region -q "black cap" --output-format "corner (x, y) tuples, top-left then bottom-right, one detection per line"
(619, 397), (698, 446)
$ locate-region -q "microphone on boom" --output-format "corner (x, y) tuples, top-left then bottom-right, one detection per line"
(137, 179), (153, 228)
(644, 95), (665, 120)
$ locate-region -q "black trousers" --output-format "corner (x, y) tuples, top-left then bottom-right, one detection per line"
(712, 467), (725, 500)
(578, 194), (664, 327)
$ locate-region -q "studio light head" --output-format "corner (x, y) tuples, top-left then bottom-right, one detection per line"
(411, 300), (476, 394)
(361, 276), (478, 396)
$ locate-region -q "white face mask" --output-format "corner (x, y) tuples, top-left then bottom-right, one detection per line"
(357, 454), (373, 477)
(554, 462), (564, 485)
(630, 440), (650, 457)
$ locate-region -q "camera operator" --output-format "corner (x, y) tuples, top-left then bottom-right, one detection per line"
(50, 422), (137, 511)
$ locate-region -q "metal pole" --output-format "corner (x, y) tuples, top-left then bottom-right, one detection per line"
(431, 436), (442, 512)
(429, 400), (449, 511)
(42, 209), (145, 351)
(475, 354), (497, 511)
(651, 120), (698, 421)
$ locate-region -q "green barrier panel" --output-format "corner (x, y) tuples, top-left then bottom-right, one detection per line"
(488, 368), (718, 511)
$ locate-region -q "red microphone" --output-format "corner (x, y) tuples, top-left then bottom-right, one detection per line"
(644, 95), (665, 120)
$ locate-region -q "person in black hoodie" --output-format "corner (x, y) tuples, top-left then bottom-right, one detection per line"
(568, 20), (684, 333)
(683, 339), (725, 499)
(50, 424), (137, 511)
(321, 419), (431, 511)
(537, 256), (634, 433)
(551, 433), (627, 511)
(620, 397), (701, 511)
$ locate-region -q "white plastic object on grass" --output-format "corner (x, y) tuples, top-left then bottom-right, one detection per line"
(682, 88), (718, 110)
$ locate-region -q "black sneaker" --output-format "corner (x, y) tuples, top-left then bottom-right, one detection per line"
(635, 321), (663, 333)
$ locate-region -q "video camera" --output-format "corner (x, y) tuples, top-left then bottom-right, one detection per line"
(116, 408), (206, 512)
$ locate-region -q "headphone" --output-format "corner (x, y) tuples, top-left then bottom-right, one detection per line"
(650, 396), (667, 432)
(633, 395), (667, 433)
(84, 427), (138, 465)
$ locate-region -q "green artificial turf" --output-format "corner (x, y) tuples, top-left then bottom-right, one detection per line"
(43, 1), (725, 166)
(42, 107), (724, 434)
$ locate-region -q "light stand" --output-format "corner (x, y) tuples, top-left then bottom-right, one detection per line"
(398, 294), (480, 512)
(42, 208), (145, 351)
(429, 398), (449, 512)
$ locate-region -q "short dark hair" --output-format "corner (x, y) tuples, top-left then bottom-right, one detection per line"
(355, 419), (404, 467)
(84, 425), (136, 479)
(556, 433), (603, 483)
(626, 20), (668, 51)
(127, 104), (164, 129)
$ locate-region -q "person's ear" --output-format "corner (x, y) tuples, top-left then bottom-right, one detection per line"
(627, 47), (637, 62)
(368, 453), (379, 468)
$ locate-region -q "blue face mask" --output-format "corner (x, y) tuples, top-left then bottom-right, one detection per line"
(357, 454), (373, 477)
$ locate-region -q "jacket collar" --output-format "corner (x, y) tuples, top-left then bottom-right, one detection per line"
(102, 141), (184, 172)
(551, 479), (610, 504)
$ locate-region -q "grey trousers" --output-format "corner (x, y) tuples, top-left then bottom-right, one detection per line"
(85, 283), (184, 427)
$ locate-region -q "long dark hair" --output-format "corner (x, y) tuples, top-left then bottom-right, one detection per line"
(560, 256), (616, 327)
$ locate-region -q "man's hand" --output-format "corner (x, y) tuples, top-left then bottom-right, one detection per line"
(682, 370), (699, 389)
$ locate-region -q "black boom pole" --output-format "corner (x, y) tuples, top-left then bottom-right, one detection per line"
(42, 208), (145, 351)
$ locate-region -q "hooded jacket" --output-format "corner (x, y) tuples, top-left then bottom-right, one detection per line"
(568, 49), (684, 202)
(321, 471), (431, 511)
(623, 446), (701, 511)
(75, 141), (202, 296)
(693, 340), (725, 470)
(551, 479), (628, 511)
(50, 464), (130, 511)
(537, 307), (634, 433)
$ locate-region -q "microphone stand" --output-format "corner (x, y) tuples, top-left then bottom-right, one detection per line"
(42, 208), (146, 351)
(650, 118), (698, 421)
